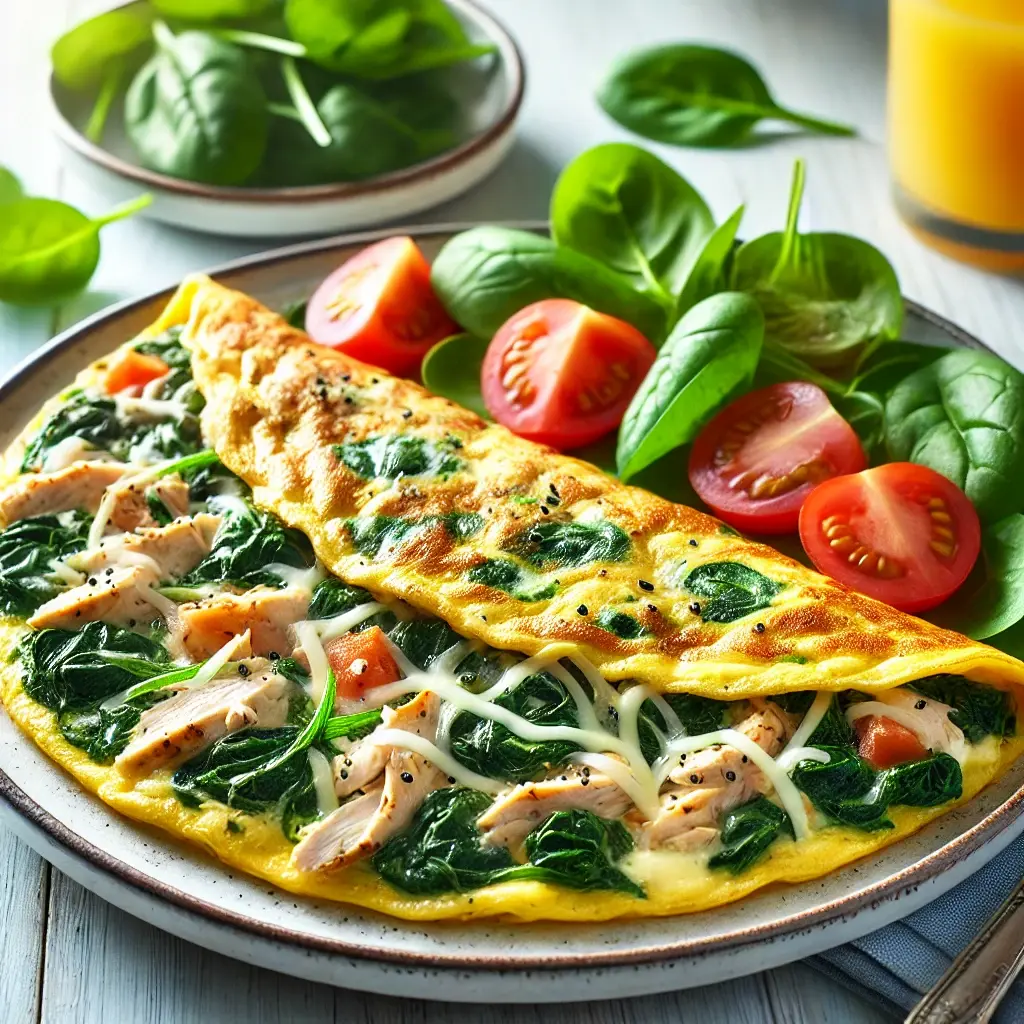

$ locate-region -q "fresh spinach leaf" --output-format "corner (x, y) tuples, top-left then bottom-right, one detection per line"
(151, 0), (279, 18)
(684, 561), (783, 623)
(125, 24), (269, 186)
(884, 349), (1024, 522)
(184, 498), (314, 588)
(448, 671), (579, 783)
(430, 226), (668, 344)
(594, 608), (648, 640)
(0, 194), (150, 307)
(373, 788), (519, 895)
(791, 746), (962, 830)
(323, 708), (383, 742)
(51, 7), (153, 92)
(508, 520), (631, 569)
(285, 0), (494, 80)
(928, 515), (1024, 641)
(849, 340), (949, 396)
(0, 168), (22, 206)
(834, 390), (885, 461)
(616, 291), (764, 480)
(172, 727), (318, 841)
(597, 43), (855, 148)
(675, 204), (744, 317)
(421, 334), (490, 419)
(909, 675), (1016, 744)
(308, 578), (375, 620)
(550, 143), (713, 313)
(335, 434), (463, 480)
(467, 559), (556, 602)
(282, 298), (308, 329)
(708, 796), (792, 873)
(732, 160), (902, 372)
(515, 809), (643, 897)
(0, 511), (91, 617)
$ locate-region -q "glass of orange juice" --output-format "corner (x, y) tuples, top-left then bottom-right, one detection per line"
(889, 0), (1024, 270)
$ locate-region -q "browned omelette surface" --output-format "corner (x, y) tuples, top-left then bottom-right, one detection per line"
(166, 274), (1024, 700)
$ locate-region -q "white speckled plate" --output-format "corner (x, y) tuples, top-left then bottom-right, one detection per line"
(2, 226), (1022, 1002)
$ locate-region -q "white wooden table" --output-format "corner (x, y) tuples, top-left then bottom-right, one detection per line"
(4, 1), (1023, 1020)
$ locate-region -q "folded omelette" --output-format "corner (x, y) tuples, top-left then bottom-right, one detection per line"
(2, 274), (1023, 923)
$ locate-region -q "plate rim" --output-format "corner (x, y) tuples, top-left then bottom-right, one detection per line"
(0, 221), (1017, 974)
(48, 0), (526, 205)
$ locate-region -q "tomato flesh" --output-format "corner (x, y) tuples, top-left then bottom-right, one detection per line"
(688, 381), (866, 534)
(855, 715), (929, 769)
(798, 462), (981, 613)
(480, 299), (656, 449)
(305, 236), (459, 378)
(324, 626), (400, 701)
(103, 349), (169, 394)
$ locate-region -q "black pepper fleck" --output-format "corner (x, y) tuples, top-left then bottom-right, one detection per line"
(725, 770), (736, 782)
(755, 622), (766, 634)
(689, 539), (698, 547)
(689, 602), (701, 615)
(400, 771), (414, 784)
(638, 579), (654, 592)
(577, 604), (588, 616)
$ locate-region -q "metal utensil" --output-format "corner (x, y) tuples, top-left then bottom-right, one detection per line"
(906, 876), (1024, 1023)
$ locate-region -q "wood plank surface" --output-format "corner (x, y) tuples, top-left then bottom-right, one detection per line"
(1, 0), (1007, 1020)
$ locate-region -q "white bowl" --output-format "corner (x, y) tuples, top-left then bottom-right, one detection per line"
(49, 0), (525, 238)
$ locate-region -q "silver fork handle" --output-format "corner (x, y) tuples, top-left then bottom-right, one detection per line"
(906, 876), (1024, 1024)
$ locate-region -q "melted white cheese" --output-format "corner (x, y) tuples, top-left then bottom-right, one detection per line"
(782, 690), (833, 754)
(304, 602), (386, 643)
(307, 748), (340, 816)
(367, 728), (503, 795)
(846, 691), (968, 765)
(294, 620), (330, 702)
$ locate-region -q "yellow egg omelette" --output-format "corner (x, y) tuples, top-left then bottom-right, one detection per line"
(2, 273), (1023, 923)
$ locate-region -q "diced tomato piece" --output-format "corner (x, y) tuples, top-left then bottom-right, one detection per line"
(324, 626), (401, 700)
(103, 348), (170, 394)
(854, 715), (928, 769)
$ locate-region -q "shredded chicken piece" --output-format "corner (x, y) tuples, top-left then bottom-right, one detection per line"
(478, 769), (633, 850)
(70, 514), (220, 580)
(115, 669), (289, 776)
(0, 461), (127, 523)
(105, 473), (191, 534)
(177, 587), (310, 659)
(644, 699), (797, 852)
(27, 564), (162, 630)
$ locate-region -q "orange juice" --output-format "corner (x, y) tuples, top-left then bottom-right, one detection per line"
(889, 0), (1024, 269)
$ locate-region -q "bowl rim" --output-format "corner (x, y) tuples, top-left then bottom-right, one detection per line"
(48, 0), (526, 205)
(0, 221), (1019, 974)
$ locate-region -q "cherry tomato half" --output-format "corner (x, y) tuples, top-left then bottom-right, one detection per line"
(481, 299), (656, 449)
(798, 462), (981, 613)
(305, 236), (459, 378)
(688, 381), (866, 534)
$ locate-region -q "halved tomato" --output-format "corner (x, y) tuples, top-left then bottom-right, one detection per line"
(481, 299), (656, 449)
(324, 626), (401, 701)
(305, 236), (459, 378)
(688, 381), (866, 534)
(798, 462), (981, 613)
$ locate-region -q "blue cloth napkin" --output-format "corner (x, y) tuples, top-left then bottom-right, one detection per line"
(808, 837), (1024, 1021)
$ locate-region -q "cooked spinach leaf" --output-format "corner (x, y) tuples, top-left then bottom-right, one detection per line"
(20, 389), (202, 471)
(388, 618), (462, 671)
(909, 675), (1016, 744)
(508, 519), (630, 569)
(323, 709), (383, 742)
(594, 608), (649, 640)
(172, 726), (318, 841)
(133, 325), (198, 402)
(791, 746), (962, 831)
(420, 334), (491, 420)
(884, 349), (1024, 523)
(373, 788), (519, 895)
(0, 511), (91, 616)
(335, 435), (463, 480)
(184, 498), (314, 588)
(448, 672), (579, 783)
(19, 623), (171, 762)
(638, 691), (728, 761)
(708, 796), (793, 873)
(467, 559), (556, 603)
(347, 511), (483, 558)
(308, 578), (375, 620)
(515, 809), (643, 897)
(683, 561), (783, 623)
